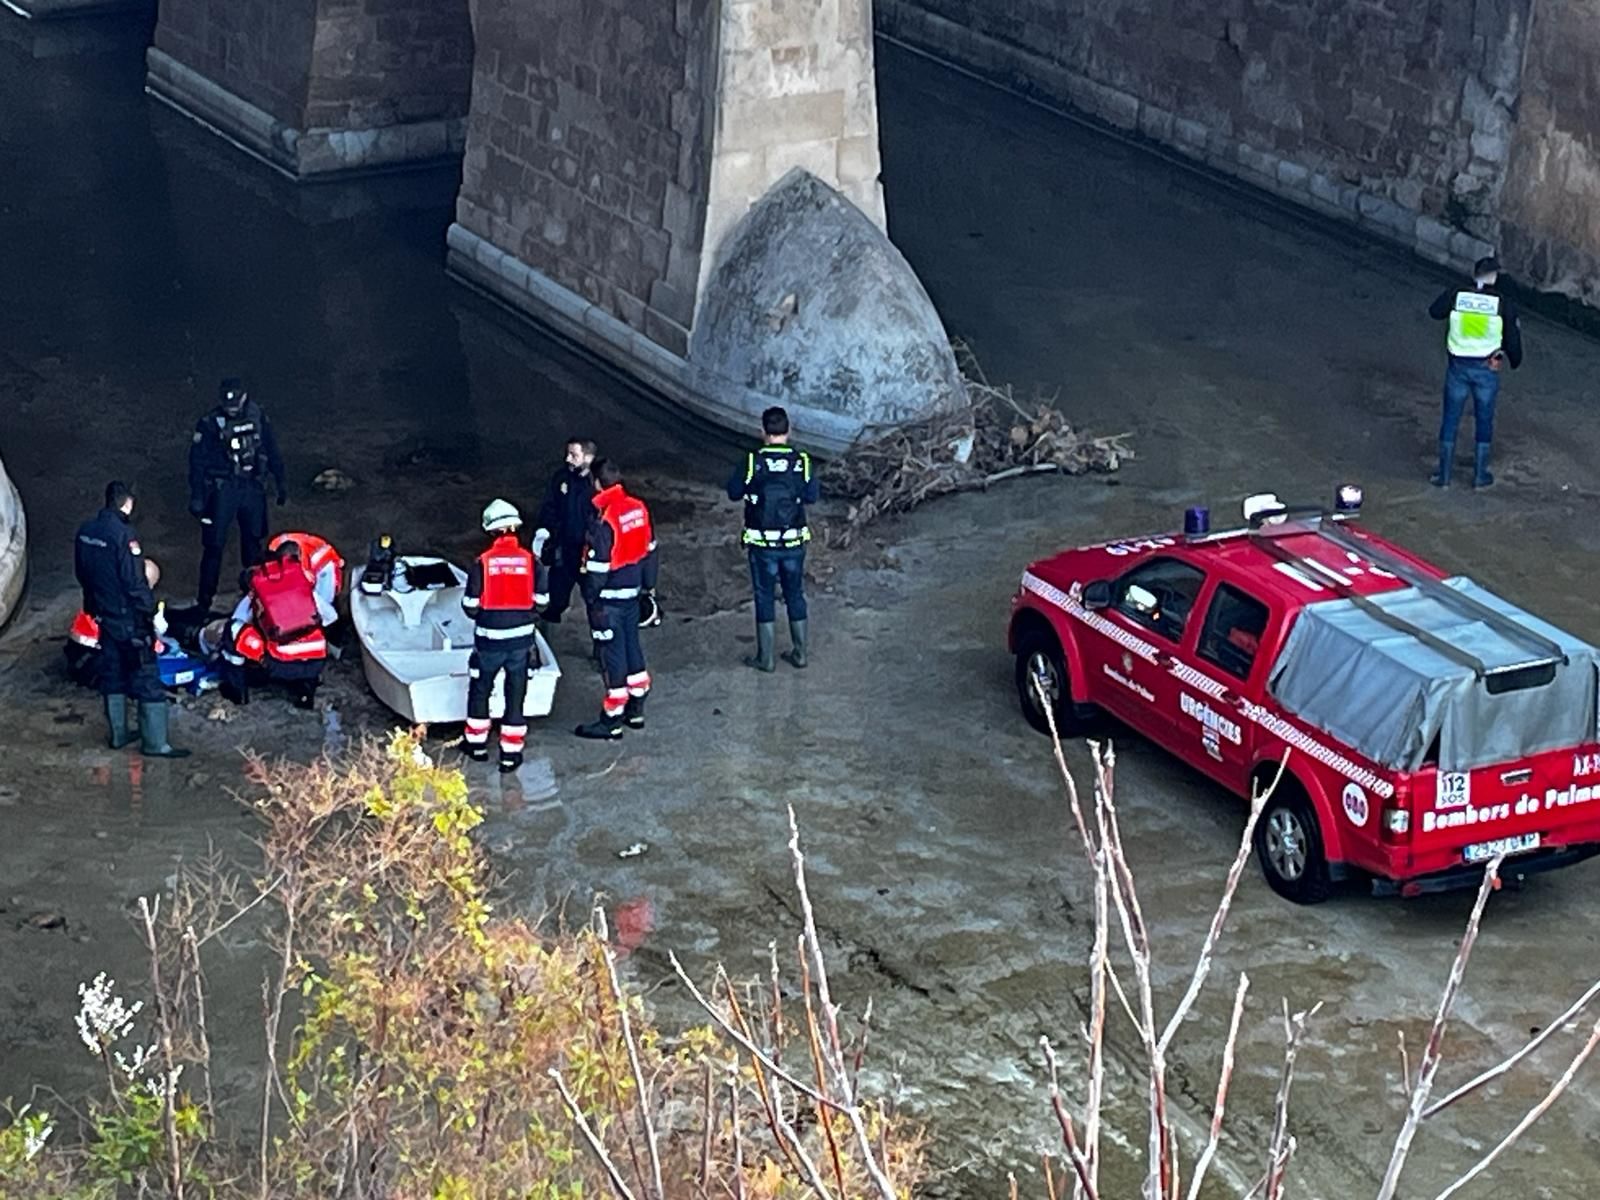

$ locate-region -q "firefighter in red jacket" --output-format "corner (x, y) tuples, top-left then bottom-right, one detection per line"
(463, 499), (547, 772)
(220, 541), (330, 708)
(268, 531), (344, 617)
(575, 460), (658, 740)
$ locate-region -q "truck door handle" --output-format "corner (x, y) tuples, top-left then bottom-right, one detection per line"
(1500, 768), (1532, 786)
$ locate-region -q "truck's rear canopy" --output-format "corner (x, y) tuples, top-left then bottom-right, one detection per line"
(1269, 577), (1600, 772)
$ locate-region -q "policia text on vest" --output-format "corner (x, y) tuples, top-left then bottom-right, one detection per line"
(726, 408), (820, 672)
(1427, 258), (1523, 490)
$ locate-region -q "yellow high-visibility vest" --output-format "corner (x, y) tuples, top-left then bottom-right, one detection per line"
(1447, 291), (1504, 358)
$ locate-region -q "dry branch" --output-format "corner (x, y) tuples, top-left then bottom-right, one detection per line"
(822, 345), (1132, 547)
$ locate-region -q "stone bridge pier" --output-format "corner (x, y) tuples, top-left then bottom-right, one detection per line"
(447, 0), (959, 450)
(146, 0), (474, 178)
(135, 0), (961, 449)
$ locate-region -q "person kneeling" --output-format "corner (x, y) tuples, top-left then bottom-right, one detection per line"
(220, 546), (328, 708)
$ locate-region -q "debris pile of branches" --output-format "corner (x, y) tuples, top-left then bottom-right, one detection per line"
(822, 345), (1132, 547)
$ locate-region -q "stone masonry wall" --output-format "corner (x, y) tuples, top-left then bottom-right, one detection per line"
(153, 0), (319, 130)
(878, 0), (1600, 302)
(1501, 1), (1600, 307)
(303, 0), (473, 134)
(700, 0), (886, 301)
(149, 0), (471, 176)
(454, 0), (717, 358)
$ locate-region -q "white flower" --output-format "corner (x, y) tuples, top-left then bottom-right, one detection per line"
(143, 1065), (184, 1103)
(75, 973), (143, 1054)
(114, 1043), (157, 1079)
(14, 1105), (53, 1161)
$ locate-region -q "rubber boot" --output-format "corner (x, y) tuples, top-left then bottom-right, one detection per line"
(575, 714), (624, 740)
(744, 622), (776, 672)
(781, 619), (809, 669)
(1472, 442), (1495, 489)
(138, 702), (191, 759)
(104, 695), (137, 749)
(1429, 438), (1455, 488)
(624, 694), (646, 730)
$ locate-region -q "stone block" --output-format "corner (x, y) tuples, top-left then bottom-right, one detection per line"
(1450, 230), (1495, 263)
(616, 289), (648, 332)
(1237, 142), (1278, 181)
(835, 134), (879, 186)
(1357, 192), (1411, 234)
(663, 181), (700, 242)
(1173, 117), (1209, 154)
(764, 139), (842, 188)
(1139, 105), (1174, 144)
(1275, 159), (1311, 191)
(649, 278), (695, 326)
(719, 91), (846, 154)
(644, 308), (691, 358)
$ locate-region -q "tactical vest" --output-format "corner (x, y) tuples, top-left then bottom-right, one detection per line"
(216, 406), (265, 477)
(742, 446), (811, 548)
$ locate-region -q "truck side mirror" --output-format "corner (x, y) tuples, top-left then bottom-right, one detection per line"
(1082, 580), (1112, 610)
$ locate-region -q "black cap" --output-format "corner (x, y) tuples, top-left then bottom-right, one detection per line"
(219, 378), (247, 407)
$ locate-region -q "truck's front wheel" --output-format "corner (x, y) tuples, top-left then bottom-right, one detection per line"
(1254, 786), (1333, 905)
(1015, 629), (1095, 737)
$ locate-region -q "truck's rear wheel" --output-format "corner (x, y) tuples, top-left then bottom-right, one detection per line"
(1015, 629), (1094, 737)
(1254, 786), (1333, 905)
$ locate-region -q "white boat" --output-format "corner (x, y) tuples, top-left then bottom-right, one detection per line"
(350, 555), (560, 725)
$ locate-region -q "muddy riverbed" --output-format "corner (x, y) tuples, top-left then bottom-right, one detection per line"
(6, 17), (1600, 1198)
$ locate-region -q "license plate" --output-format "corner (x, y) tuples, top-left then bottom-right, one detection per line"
(172, 671), (195, 685)
(1463, 832), (1540, 864)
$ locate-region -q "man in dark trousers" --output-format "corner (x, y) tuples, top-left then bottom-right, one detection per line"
(462, 500), (546, 772)
(188, 377), (286, 612)
(576, 460), (657, 740)
(1428, 255), (1524, 489)
(531, 436), (597, 624)
(73, 481), (189, 758)
(726, 406), (819, 671)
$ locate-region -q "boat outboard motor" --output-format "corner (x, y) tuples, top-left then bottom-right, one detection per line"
(361, 535), (396, 595)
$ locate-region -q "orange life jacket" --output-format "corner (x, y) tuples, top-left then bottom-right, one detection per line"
(234, 623), (327, 664)
(268, 531), (344, 595)
(249, 559), (320, 641)
(594, 486), (653, 570)
(477, 536), (537, 611)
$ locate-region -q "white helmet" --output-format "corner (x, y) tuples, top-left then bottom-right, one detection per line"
(481, 498), (522, 533)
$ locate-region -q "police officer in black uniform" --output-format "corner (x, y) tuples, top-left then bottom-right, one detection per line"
(531, 435), (597, 624)
(74, 482), (189, 758)
(188, 377), (286, 613)
(725, 406), (819, 672)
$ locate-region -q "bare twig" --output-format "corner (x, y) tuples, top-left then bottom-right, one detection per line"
(1374, 857), (1503, 1200)
(667, 953), (836, 1107)
(139, 896), (185, 1200)
(786, 806), (899, 1200)
(1185, 972), (1252, 1200)
(593, 907), (664, 1200)
(549, 1069), (639, 1200)
(1423, 976), (1600, 1119)
(1159, 754), (1286, 1056)
(1432, 1015), (1600, 1200)
(1041, 1038), (1100, 1200)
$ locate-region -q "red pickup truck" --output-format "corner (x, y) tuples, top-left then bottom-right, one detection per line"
(1009, 489), (1600, 902)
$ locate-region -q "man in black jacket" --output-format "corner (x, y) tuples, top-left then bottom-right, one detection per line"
(73, 482), (188, 758)
(726, 407), (818, 671)
(532, 436), (596, 624)
(188, 377), (287, 612)
(1427, 256), (1524, 489)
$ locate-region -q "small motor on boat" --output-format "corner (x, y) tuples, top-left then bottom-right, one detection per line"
(360, 535), (396, 595)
